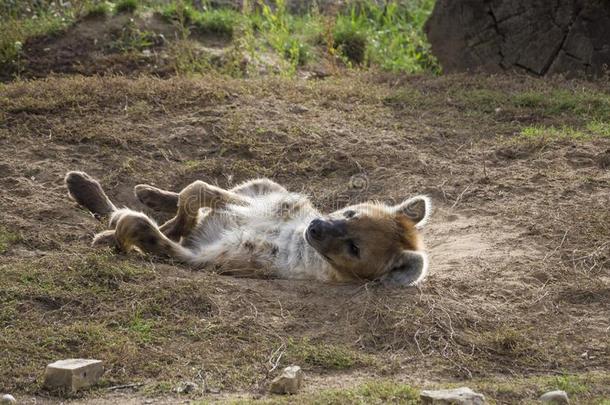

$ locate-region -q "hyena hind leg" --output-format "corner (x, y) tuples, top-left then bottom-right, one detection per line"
(65, 171), (116, 220)
(113, 209), (191, 259)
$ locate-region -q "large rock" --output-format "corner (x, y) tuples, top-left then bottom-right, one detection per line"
(425, 0), (610, 77)
(1, 394), (16, 405)
(540, 390), (570, 404)
(269, 365), (304, 395)
(421, 387), (486, 405)
(43, 359), (104, 391)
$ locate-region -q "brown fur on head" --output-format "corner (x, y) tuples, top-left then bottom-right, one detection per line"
(304, 196), (430, 286)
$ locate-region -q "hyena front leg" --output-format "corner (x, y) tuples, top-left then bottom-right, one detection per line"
(162, 181), (250, 242)
(134, 184), (179, 213)
(134, 178), (285, 214)
(230, 178), (287, 197)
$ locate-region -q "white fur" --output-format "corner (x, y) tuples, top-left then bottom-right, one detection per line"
(174, 191), (335, 281)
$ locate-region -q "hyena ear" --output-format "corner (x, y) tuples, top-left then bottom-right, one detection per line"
(393, 195), (431, 228)
(381, 250), (428, 287)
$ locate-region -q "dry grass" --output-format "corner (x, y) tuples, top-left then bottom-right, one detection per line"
(0, 73), (609, 403)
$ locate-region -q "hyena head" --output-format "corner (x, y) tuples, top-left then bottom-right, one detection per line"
(304, 196), (430, 286)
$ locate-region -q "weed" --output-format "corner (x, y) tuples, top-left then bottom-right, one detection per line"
(310, 381), (419, 404)
(85, 2), (111, 18)
(334, 0), (440, 73)
(0, 15), (68, 70)
(160, 2), (197, 26)
(512, 89), (610, 120)
(520, 122), (610, 140)
(194, 8), (242, 38)
(333, 14), (367, 64)
(286, 338), (364, 370)
(0, 226), (20, 254)
(127, 312), (156, 344)
(586, 120), (610, 137)
(550, 375), (589, 395)
(111, 19), (156, 52)
(116, 0), (138, 14)
(520, 125), (587, 140)
(232, 380), (419, 404)
(256, 0), (309, 73)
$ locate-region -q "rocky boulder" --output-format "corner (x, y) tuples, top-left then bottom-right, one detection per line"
(425, 0), (610, 77)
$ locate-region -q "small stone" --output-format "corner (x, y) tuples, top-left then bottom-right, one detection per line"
(1, 394), (16, 404)
(289, 105), (309, 114)
(421, 387), (486, 405)
(176, 381), (198, 394)
(269, 365), (303, 395)
(44, 359), (104, 391)
(540, 390), (569, 404)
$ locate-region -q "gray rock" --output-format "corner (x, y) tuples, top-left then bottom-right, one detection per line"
(43, 359), (104, 391)
(425, 0), (610, 78)
(176, 381), (198, 394)
(421, 387), (486, 405)
(540, 390), (569, 404)
(269, 365), (303, 395)
(1, 394), (16, 405)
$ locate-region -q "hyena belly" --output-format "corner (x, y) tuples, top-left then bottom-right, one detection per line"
(183, 191), (332, 280)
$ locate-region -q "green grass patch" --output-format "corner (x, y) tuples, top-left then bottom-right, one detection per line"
(550, 375), (589, 395)
(512, 89), (610, 120)
(126, 313), (156, 344)
(0, 14), (68, 69)
(0, 226), (20, 254)
(286, 338), (366, 370)
(333, 16), (367, 64)
(520, 122), (610, 140)
(1, 0), (441, 77)
(229, 380), (419, 404)
(255, 0), (310, 71)
(194, 8), (242, 38)
(586, 120), (610, 137)
(333, 0), (440, 73)
(116, 0), (138, 14)
(85, 2), (112, 18)
(160, 2), (197, 26)
(110, 18), (156, 52)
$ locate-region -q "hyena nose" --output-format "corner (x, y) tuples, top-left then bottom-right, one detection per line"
(308, 219), (325, 240)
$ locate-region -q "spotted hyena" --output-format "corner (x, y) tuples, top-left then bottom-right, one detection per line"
(65, 171), (431, 286)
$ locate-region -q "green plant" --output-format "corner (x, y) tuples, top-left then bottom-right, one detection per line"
(161, 2), (197, 26)
(194, 8), (241, 38)
(116, 0), (138, 14)
(333, 0), (439, 73)
(333, 14), (367, 64)
(85, 1), (111, 18)
(256, 0), (309, 73)
(0, 226), (20, 254)
(0, 14), (68, 70)
(111, 19), (155, 52)
(550, 375), (588, 395)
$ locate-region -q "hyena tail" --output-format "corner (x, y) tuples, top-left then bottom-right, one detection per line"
(65, 171), (117, 220)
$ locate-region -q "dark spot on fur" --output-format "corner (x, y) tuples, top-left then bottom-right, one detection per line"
(270, 245), (279, 256)
(244, 241), (255, 251)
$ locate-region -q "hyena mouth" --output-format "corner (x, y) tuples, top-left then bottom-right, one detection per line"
(304, 229), (335, 263)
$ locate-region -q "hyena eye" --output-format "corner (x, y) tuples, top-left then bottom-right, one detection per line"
(347, 241), (360, 258)
(343, 210), (356, 218)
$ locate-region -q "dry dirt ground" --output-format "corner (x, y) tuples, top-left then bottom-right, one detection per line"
(1, 48), (609, 404)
